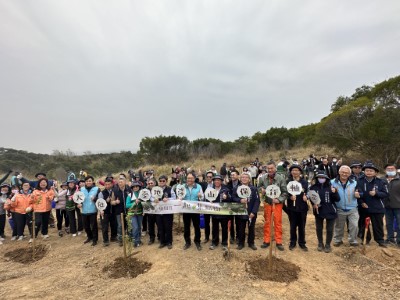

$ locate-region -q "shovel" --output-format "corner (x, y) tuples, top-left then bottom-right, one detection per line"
(361, 217), (371, 255)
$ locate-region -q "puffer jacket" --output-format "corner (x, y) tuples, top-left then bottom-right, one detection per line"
(10, 192), (33, 214)
(55, 189), (68, 210)
(30, 189), (55, 212)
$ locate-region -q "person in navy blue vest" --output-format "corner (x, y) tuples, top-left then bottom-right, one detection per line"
(355, 162), (389, 247)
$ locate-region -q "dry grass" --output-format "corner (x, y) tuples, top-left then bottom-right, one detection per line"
(118, 145), (345, 177)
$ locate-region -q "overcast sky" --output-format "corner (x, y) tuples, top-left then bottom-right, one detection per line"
(1, 0), (399, 154)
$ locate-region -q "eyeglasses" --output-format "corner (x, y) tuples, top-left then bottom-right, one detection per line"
(159, 180), (166, 182)
(353, 166), (362, 169)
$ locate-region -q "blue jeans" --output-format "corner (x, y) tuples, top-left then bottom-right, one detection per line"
(385, 208), (400, 242)
(116, 214), (124, 242)
(131, 215), (143, 245)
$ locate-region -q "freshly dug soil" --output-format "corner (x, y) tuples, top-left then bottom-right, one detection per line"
(4, 244), (48, 264)
(102, 256), (152, 279)
(247, 256), (301, 283)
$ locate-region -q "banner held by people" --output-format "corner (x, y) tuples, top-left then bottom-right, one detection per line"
(143, 200), (247, 215)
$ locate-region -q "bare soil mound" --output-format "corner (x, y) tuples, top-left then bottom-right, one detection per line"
(102, 256), (152, 279)
(247, 256), (301, 283)
(4, 244), (48, 264)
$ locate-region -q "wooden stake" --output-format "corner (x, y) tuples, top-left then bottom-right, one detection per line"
(227, 220), (231, 260)
(121, 213), (127, 259)
(268, 203), (275, 271)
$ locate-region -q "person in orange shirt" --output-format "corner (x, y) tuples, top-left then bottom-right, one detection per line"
(258, 161), (288, 251)
(10, 182), (33, 242)
(30, 178), (55, 239)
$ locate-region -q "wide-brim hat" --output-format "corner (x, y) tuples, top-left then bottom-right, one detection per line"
(315, 170), (330, 179)
(362, 162), (379, 172)
(35, 172), (46, 178)
(0, 183), (11, 189)
(212, 175), (223, 181)
(289, 164), (303, 172)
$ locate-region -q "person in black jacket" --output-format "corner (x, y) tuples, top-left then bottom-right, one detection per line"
(156, 175), (176, 249)
(111, 174), (131, 246)
(310, 170), (339, 253)
(232, 173), (260, 250)
(200, 171), (214, 243)
(220, 163), (228, 180)
(226, 170), (241, 243)
(98, 178), (118, 246)
(318, 158), (336, 179)
(355, 162), (389, 247)
(209, 175), (231, 250)
(286, 165), (309, 251)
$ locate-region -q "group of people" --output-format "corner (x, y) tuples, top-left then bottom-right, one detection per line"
(0, 156), (399, 255)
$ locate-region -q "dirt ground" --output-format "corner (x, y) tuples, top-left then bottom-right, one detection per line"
(1, 206), (400, 300)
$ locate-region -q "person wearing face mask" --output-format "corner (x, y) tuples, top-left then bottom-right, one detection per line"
(330, 157), (342, 178)
(310, 171), (339, 252)
(259, 161), (288, 251)
(355, 162), (388, 247)
(382, 164), (400, 246)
